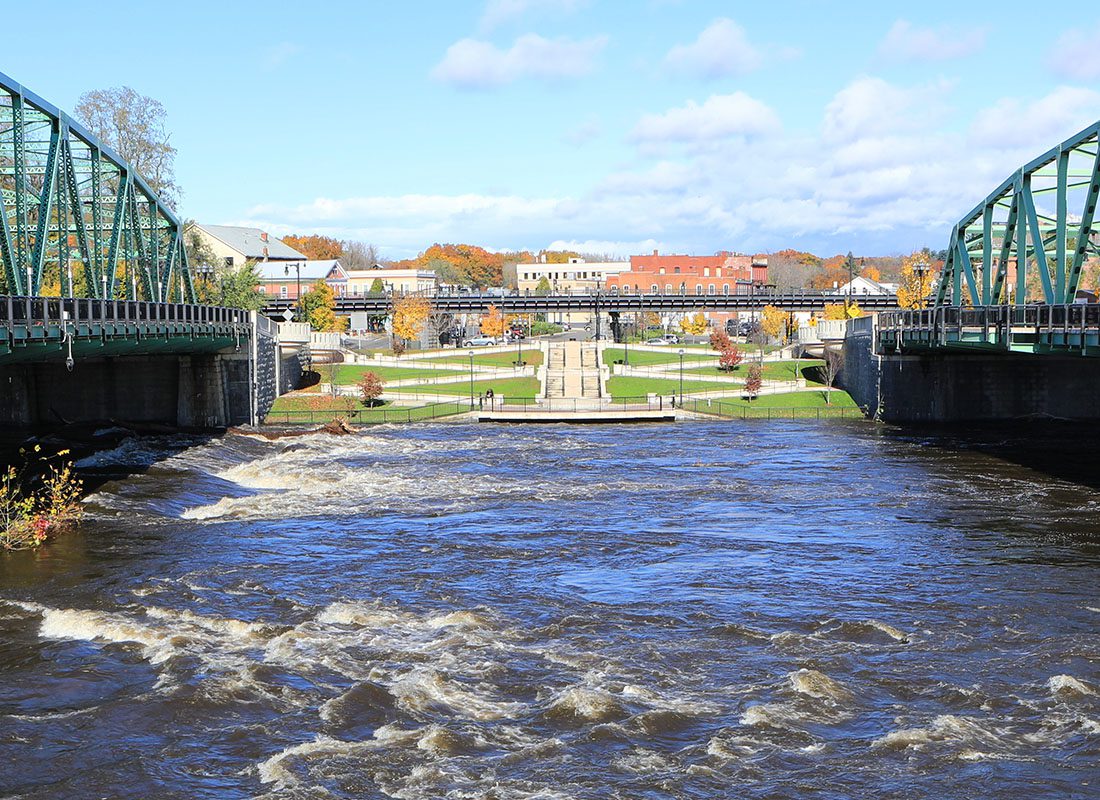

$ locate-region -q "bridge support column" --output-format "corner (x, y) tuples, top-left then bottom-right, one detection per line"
(176, 355), (228, 428)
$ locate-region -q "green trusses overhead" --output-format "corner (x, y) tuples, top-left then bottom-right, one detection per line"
(0, 70), (194, 302)
(936, 120), (1100, 307)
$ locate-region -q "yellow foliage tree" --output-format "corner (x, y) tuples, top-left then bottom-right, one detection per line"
(862, 265), (881, 282)
(299, 280), (339, 331)
(392, 296), (432, 342)
(480, 304), (506, 337)
(679, 311), (708, 335)
(760, 305), (791, 342)
(896, 251), (939, 310)
(823, 303), (862, 320)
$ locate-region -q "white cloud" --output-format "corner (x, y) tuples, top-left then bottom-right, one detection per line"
(968, 86), (1100, 148)
(663, 18), (761, 78)
(1048, 23), (1100, 80)
(235, 83), (1100, 259)
(630, 92), (781, 143)
(877, 20), (986, 62)
(478, 0), (584, 32)
(822, 76), (950, 143)
(431, 33), (608, 89)
(562, 118), (602, 146)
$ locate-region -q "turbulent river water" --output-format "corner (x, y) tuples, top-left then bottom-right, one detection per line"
(2, 420), (1100, 799)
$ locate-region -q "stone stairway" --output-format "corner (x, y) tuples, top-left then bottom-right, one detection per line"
(545, 342), (601, 400)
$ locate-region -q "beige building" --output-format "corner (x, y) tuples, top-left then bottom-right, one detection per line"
(186, 224), (306, 269)
(514, 257), (632, 325)
(344, 267), (437, 295)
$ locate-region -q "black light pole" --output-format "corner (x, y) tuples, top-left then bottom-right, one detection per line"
(468, 351), (475, 410)
(285, 262), (302, 320)
(678, 348), (685, 407)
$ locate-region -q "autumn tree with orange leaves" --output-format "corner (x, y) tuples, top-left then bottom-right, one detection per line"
(282, 234), (342, 260)
(480, 305), (506, 337)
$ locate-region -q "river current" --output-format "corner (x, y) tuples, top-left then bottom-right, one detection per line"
(1, 421), (1099, 798)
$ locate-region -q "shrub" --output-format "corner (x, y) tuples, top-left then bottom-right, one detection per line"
(718, 345), (744, 371)
(743, 363), (763, 399)
(1, 449), (83, 550)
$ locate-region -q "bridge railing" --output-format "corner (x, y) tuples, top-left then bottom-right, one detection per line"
(1, 296), (252, 328)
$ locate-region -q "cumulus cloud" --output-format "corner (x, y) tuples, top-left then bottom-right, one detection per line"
(630, 92), (781, 143)
(236, 82), (1098, 258)
(968, 86), (1100, 148)
(478, 0), (584, 32)
(431, 33), (608, 89)
(1048, 23), (1100, 80)
(877, 20), (986, 62)
(663, 18), (762, 78)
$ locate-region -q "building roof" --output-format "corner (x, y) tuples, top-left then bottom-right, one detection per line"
(256, 259), (345, 282)
(197, 224), (307, 261)
(827, 275), (896, 295)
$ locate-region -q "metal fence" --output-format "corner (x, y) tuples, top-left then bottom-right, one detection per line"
(262, 400), (469, 426)
(682, 397), (863, 420)
(479, 396), (666, 413)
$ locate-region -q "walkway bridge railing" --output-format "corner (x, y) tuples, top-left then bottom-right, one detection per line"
(878, 304), (1100, 355)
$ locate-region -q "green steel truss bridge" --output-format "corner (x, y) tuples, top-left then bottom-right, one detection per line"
(880, 119), (1100, 356)
(0, 70), (194, 302)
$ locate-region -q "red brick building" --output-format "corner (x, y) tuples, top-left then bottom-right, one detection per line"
(603, 250), (768, 295)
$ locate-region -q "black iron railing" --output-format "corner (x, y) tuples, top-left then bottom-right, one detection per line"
(263, 401), (468, 425)
(0, 295), (252, 328)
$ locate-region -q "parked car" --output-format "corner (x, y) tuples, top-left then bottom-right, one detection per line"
(464, 336), (497, 347)
(646, 334), (680, 346)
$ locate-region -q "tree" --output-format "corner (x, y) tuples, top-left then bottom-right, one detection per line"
(718, 345), (744, 372)
(821, 350), (843, 404)
(709, 329), (732, 351)
(862, 265), (882, 282)
(299, 280), (338, 331)
(368, 278), (385, 296)
(283, 234), (342, 260)
(744, 363), (763, 399)
(392, 296), (431, 344)
(896, 250), (939, 310)
(357, 371), (385, 407)
(823, 303), (861, 320)
(480, 304), (506, 337)
(216, 261), (268, 311)
(761, 305), (790, 343)
(74, 87), (179, 207)
(341, 240), (382, 270)
(679, 311), (708, 336)
(535, 276), (552, 295)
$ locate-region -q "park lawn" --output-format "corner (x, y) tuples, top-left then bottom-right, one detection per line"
(424, 349), (544, 367)
(683, 359), (825, 384)
(270, 393), (380, 412)
(392, 376), (542, 399)
(711, 390), (857, 408)
(605, 376), (745, 398)
(602, 347), (716, 367)
(323, 364), (456, 384)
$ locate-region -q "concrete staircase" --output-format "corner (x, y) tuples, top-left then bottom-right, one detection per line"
(545, 342), (602, 400)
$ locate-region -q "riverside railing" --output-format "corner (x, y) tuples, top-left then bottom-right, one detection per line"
(479, 396), (667, 413)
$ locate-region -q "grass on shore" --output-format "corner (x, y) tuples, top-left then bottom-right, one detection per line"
(391, 376), (542, 399)
(683, 359), (825, 384)
(602, 348), (716, 367)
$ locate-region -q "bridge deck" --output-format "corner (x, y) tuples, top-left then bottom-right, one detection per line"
(1, 296), (252, 363)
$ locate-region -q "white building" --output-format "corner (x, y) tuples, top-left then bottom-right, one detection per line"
(827, 275), (899, 297)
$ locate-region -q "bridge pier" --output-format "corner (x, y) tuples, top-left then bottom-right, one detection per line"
(843, 319), (1100, 422)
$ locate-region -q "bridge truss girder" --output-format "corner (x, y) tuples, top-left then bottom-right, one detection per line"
(937, 120), (1100, 307)
(0, 71), (194, 302)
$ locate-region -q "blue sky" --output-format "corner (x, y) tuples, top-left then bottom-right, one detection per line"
(7, 1), (1100, 258)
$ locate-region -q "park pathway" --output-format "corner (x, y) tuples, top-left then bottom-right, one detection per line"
(545, 342), (602, 399)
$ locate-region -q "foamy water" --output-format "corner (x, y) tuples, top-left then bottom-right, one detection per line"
(3, 422), (1100, 798)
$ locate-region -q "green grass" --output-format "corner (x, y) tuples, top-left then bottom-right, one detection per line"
(682, 390), (859, 417)
(424, 349), (544, 367)
(392, 376), (542, 399)
(606, 376), (745, 398)
(264, 399), (469, 425)
(271, 393), (382, 412)
(683, 359), (825, 384)
(322, 364), (461, 384)
(602, 347), (715, 367)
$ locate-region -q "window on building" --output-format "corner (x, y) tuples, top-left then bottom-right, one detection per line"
(651, 283), (659, 294)
(258, 286), (266, 293)
(674, 267), (681, 274)
(659, 268), (665, 275)
(707, 284), (716, 295)
(224, 256), (234, 268)
(279, 285), (288, 298)
(680, 283), (686, 294)
(695, 283), (703, 294)
(723, 283), (730, 295)
(703, 267), (710, 277)
(664, 283), (672, 294)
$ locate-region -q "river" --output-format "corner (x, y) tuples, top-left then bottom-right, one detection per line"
(1, 420), (1099, 799)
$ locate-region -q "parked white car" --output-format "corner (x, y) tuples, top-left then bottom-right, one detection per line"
(646, 334), (681, 346)
(464, 336), (497, 347)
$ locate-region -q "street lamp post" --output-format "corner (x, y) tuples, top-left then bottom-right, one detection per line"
(914, 256), (930, 307)
(285, 262), (302, 320)
(468, 351), (475, 410)
(678, 348), (685, 408)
